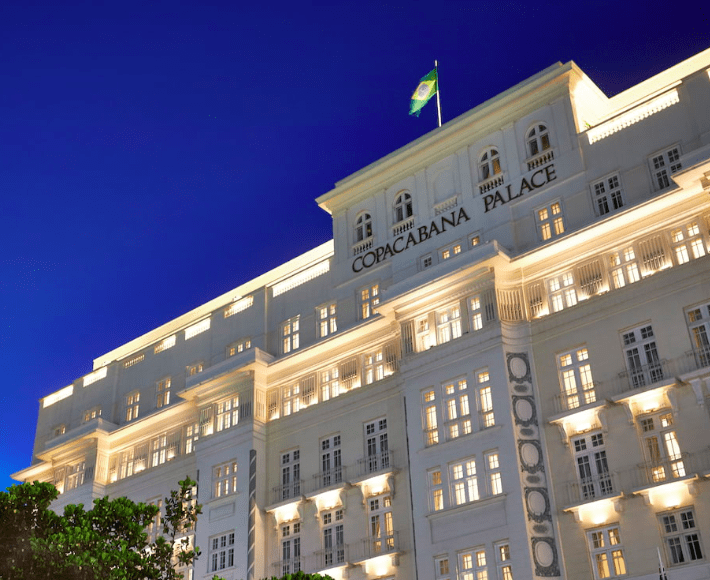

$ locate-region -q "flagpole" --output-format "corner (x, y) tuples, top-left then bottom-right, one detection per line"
(434, 60), (442, 128)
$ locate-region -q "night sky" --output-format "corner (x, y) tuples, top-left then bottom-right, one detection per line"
(1, 0), (708, 490)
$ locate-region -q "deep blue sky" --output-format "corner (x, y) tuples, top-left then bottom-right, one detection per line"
(1, 0), (708, 490)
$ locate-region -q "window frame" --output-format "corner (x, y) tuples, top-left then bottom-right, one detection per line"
(213, 460), (238, 498)
(649, 145), (682, 191)
(125, 391), (140, 422)
(587, 524), (627, 579)
(282, 316), (300, 354)
(526, 123), (551, 158)
(317, 302), (337, 338)
(355, 211), (373, 243)
(156, 377), (171, 409)
(536, 200), (565, 242)
(208, 531), (235, 573)
(479, 147), (502, 182)
(359, 283), (380, 320)
(659, 507), (704, 566)
(592, 173), (625, 217)
(393, 191), (413, 224)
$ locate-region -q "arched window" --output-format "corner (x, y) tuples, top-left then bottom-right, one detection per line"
(355, 212), (373, 242)
(479, 148), (502, 181)
(394, 192), (413, 224)
(526, 124), (550, 157)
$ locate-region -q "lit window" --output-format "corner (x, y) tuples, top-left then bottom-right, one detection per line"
(216, 396), (239, 431)
(650, 146), (682, 190)
(459, 548), (487, 580)
(660, 508), (703, 566)
(496, 542), (514, 580)
(126, 391), (141, 422)
(423, 389), (439, 446)
(588, 526), (627, 578)
(526, 123), (550, 157)
(622, 324), (663, 389)
(637, 410), (685, 483)
(318, 303), (337, 338)
(441, 243), (462, 261)
(557, 347), (595, 410)
(360, 284), (380, 319)
(429, 468), (444, 511)
(282, 316), (300, 354)
(53, 424), (66, 438)
(477, 370), (494, 428)
(364, 418), (389, 473)
(150, 430), (179, 466)
(537, 201), (565, 241)
(470, 234), (481, 247)
(200, 406), (214, 436)
(435, 555), (450, 580)
(213, 460), (237, 498)
(156, 378), (171, 408)
(356, 212), (373, 242)
(368, 493), (395, 555)
(486, 452), (502, 495)
(184, 318), (210, 340)
(592, 174), (624, 216)
(320, 434), (342, 487)
(450, 458), (478, 505)
(671, 221), (707, 265)
(123, 353), (144, 368)
(393, 191), (413, 224)
(154, 334), (176, 353)
(470, 296), (483, 331)
(548, 271), (577, 312)
(65, 459), (87, 491)
(479, 147), (502, 181)
(83, 407), (101, 423)
(187, 362), (204, 377)
(321, 366), (340, 401)
(443, 378), (470, 440)
(227, 338), (251, 356)
(609, 247), (641, 289)
(282, 383), (301, 416)
(146, 498), (163, 543)
(209, 531), (235, 573)
(437, 304), (462, 344)
(572, 432), (613, 502)
(184, 423), (199, 454)
(686, 302), (710, 368)
(224, 295), (254, 318)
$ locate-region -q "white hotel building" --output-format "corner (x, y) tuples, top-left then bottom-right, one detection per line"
(15, 48), (710, 580)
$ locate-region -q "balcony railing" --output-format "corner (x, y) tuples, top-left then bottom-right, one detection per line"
(633, 453), (690, 488)
(526, 149), (554, 171)
(356, 450), (395, 478)
(685, 346), (710, 373)
(307, 466), (347, 494)
(314, 545), (348, 569)
(272, 557), (304, 576)
(352, 531), (399, 562)
(391, 217), (414, 237)
(562, 472), (619, 507)
(270, 480), (304, 505)
(553, 383), (603, 414)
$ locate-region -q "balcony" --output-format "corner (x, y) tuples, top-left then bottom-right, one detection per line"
(314, 545), (348, 569)
(306, 466), (347, 495)
(391, 217), (414, 237)
(272, 557), (304, 577)
(561, 472), (620, 508)
(553, 383), (603, 415)
(683, 345), (710, 373)
(632, 453), (691, 488)
(351, 531), (400, 563)
(526, 148), (554, 171)
(270, 480), (304, 506)
(356, 450), (395, 479)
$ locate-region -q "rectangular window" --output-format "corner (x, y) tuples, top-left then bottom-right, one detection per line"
(185, 318), (210, 340)
(227, 338), (251, 356)
(156, 378), (171, 408)
(609, 247), (641, 289)
(150, 430), (179, 466)
(209, 532), (235, 572)
(592, 174), (624, 216)
(187, 362), (204, 377)
(557, 347), (595, 410)
(437, 304), (462, 344)
(637, 411), (685, 483)
(216, 396), (239, 431)
(548, 271), (577, 312)
(423, 389), (439, 446)
(650, 146), (682, 190)
(477, 370), (494, 429)
(83, 407), (101, 423)
(146, 498), (163, 543)
(459, 548), (488, 580)
(441, 242), (462, 261)
(281, 522), (302, 574)
(321, 366), (340, 401)
(660, 508), (703, 566)
(572, 432), (613, 501)
(318, 303), (337, 338)
(200, 406), (214, 436)
(435, 555), (450, 580)
(282, 383), (301, 416)
(322, 509), (345, 566)
(364, 418), (389, 473)
(184, 423), (199, 454)
(449, 458), (479, 505)
(496, 542), (513, 580)
(686, 302), (710, 368)
(320, 434), (342, 487)
(364, 348), (385, 385)
(470, 296), (484, 331)
(622, 324), (663, 388)
(281, 450), (300, 500)
(65, 459), (86, 491)
(125, 392), (140, 422)
(671, 221), (707, 265)
(429, 468), (444, 512)
(154, 334), (176, 353)
(213, 460), (237, 498)
(486, 452), (502, 495)
(360, 284), (380, 319)
(282, 316), (300, 354)
(443, 377), (471, 440)
(537, 201), (565, 241)
(368, 494), (394, 555)
(422, 254), (433, 269)
(588, 525), (627, 578)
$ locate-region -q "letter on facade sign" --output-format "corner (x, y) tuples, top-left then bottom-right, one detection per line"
(363, 251), (376, 268)
(506, 183), (523, 202)
(375, 246), (386, 263)
(393, 236), (405, 253)
(382, 243), (394, 261)
(530, 168), (546, 188)
(352, 256), (364, 273)
(544, 164), (557, 182)
(406, 232), (418, 249)
(441, 213), (455, 231)
(456, 207), (470, 224)
(519, 178), (533, 195)
(429, 221), (440, 237)
(418, 226), (430, 243)
(484, 194), (495, 213)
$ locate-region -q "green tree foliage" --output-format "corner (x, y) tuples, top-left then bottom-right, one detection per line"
(0, 477), (206, 580)
(262, 573), (334, 580)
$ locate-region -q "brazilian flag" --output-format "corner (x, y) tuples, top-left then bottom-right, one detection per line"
(409, 68), (438, 117)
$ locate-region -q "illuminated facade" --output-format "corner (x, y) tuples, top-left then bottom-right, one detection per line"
(15, 48), (710, 580)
